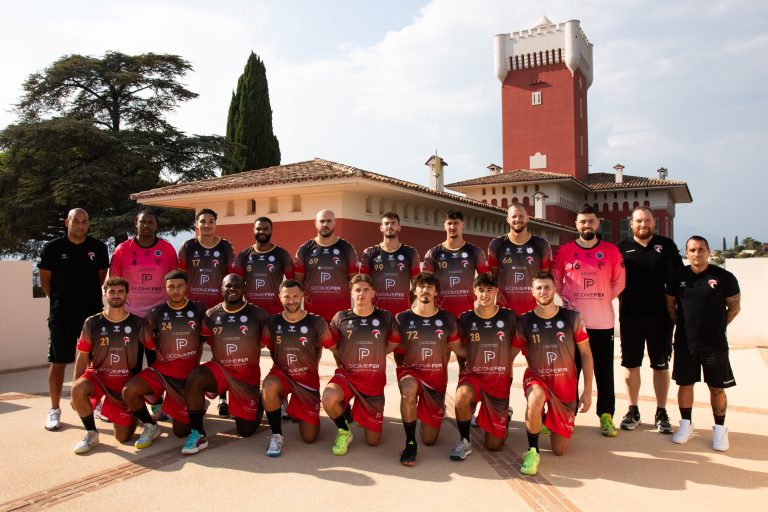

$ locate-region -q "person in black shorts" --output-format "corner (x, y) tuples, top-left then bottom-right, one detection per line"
(38, 208), (109, 431)
(617, 206), (683, 434)
(666, 236), (740, 451)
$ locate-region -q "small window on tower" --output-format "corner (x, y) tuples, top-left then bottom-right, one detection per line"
(532, 91), (542, 106)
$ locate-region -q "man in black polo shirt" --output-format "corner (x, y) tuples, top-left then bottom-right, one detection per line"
(38, 208), (109, 431)
(617, 207), (683, 434)
(666, 236), (740, 451)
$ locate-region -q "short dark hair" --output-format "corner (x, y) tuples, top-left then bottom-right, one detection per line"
(381, 211), (400, 223)
(279, 279), (304, 292)
(197, 208), (218, 220)
(254, 216), (273, 227)
(136, 209), (157, 222)
(165, 270), (187, 282)
(413, 271), (440, 293)
(577, 205), (598, 216)
(532, 271), (555, 284)
(473, 273), (497, 288)
(686, 235), (710, 250)
(103, 276), (129, 293)
(443, 209), (464, 222)
(630, 206), (654, 220)
(350, 273), (374, 289)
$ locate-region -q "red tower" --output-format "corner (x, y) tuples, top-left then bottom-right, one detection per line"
(495, 16), (593, 180)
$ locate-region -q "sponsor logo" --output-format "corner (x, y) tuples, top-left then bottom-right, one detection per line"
(176, 338), (188, 350)
(239, 325), (249, 334)
(421, 348), (433, 359)
(359, 347), (371, 359)
(110, 354), (121, 365)
(154, 250), (162, 257)
(372, 319), (380, 327)
(188, 320), (197, 329)
(240, 315), (248, 322)
(461, 252), (468, 258)
(397, 262), (406, 271)
(385, 278), (396, 290)
(268, 255), (275, 262)
(333, 248), (340, 255)
(398, 254), (405, 261)
(526, 247), (534, 254)
(556, 320), (564, 329)
(708, 279), (718, 289)
(332, 256), (340, 265)
(300, 325), (309, 334)
(287, 354), (298, 365)
(266, 263), (275, 272)
(61, 254), (68, 260)
(320, 272), (332, 283)
(213, 251), (220, 257)
(225, 343), (238, 356)
(556, 331), (566, 343)
(200, 274), (210, 285)
(514, 272), (525, 283)
(435, 319), (443, 327)
(254, 278), (266, 289)
(484, 351), (496, 364)
(212, 259), (219, 268)
(449, 276), (461, 287)
(372, 329), (381, 339)
(299, 336), (308, 346)
(87, 251), (95, 261)
(122, 336), (131, 344)
(654, 245), (662, 253)
(526, 256), (534, 264)
(461, 260), (470, 268)
(583, 278), (595, 289)
(124, 326), (132, 334)
(142, 273), (153, 284)
(435, 329), (444, 339)
(546, 352), (558, 365)
(496, 331), (505, 341)
(596, 252), (604, 260)
(187, 310), (194, 318)
(496, 320), (505, 328)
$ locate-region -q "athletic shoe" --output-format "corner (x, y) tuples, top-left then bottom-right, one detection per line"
(73, 430), (99, 454)
(449, 439), (472, 461)
(94, 400), (111, 422)
(400, 440), (417, 466)
(470, 415), (479, 427)
(331, 428), (353, 456)
(540, 425), (551, 435)
(672, 419), (693, 444)
(280, 400), (290, 419)
(45, 408), (61, 431)
(600, 413), (618, 437)
(712, 425), (729, 451)
(218, 398), (229, 417)
(266, 433), (283, 457)
(520, 447), (540, 476)
(181, 429), (208, 455)
(152, 403), (170, 422)
(135, 422), (161, 449)
(620, 409), (641, 430)
(655, 410), (673, 434)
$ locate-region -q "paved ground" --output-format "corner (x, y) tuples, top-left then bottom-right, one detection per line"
(1, 340), (767, 512)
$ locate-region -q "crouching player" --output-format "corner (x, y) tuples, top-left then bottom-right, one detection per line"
(512, 271), (594, 476)
(70, 277), (153, 454)
(451, 273), (517, 460)
(122, 270), (206, 449)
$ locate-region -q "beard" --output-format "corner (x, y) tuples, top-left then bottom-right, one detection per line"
(511, 224), (526, 234)
(107, 298), (125, 308)
(580, 231), (596, 241)
(283, 303), (301, 313)
(536, 296), (554, 307)
(319, 228), (334, 238)
(634, 228), (652, 241)
(384, 232), (397, 239)
(255, 233), (272, 244)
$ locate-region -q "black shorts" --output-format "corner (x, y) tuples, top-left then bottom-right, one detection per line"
(48, 312), (89, 364)
(672, 341), (736, 388)
(619, 313), (673, 369)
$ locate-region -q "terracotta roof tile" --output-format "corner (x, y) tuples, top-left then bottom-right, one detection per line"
(582, 172), (688, 190)
(446, 169), (582, 187)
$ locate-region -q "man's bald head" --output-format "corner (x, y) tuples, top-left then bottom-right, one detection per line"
(65, 208), (90, 241)
(315, 209), (337, 238)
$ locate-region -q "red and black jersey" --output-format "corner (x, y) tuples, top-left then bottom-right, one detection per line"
(458, 307), (517, 397)
(201, 303), (269, 386)
(327, 308), (397, 396)
(262, 312), (331, 390)
(145, 300), (207, 379)
(423, 242), (489, 317)
(360, 244), (420, 315)
(295, 238), (359, 321)
(392, 309), (460, 390)
(487, 235), (552, 315)
(234, 245), (295, 314)
(177, 238), (236, 310)
(77, 312), (152, 391)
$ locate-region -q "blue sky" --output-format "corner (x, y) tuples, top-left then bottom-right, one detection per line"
(1, 0), (766, 247)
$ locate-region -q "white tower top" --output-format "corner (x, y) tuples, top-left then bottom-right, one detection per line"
(494, 16), (593, 88)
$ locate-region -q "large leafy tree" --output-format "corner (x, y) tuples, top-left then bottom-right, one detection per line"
(0, 51), (225, 257)
(223, 52), (280, 174)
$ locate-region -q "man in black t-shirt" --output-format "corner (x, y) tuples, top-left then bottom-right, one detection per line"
(38, 208), (109, 432)
(617, 207), (683, 434)
(666, 236), (740, 452)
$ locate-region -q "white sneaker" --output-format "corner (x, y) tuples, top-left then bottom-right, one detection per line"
(73, 430), (99, 454)
(712, 425), (729, 451)
(266, 433), (283, 457)
(672, 419), (693, 444)
(95, 400), (110, 422)
(45, 408), (62, 431)
(135, 422), (161, 449)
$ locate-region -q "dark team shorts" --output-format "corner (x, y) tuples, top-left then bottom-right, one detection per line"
(48, 312), (89, 364)
(673, 343), (736, 388)
(203, 361), (262, 421)
(137, 368), (189, 423)
(82, 370), (134, 426)
(396, 368), (446, 430)
(457, 375), (510, 439)
(267, 367), (321, 426)
(328, 372), (385, 432)
(523, 370), (576, 439)
(620, 313), (673, 369)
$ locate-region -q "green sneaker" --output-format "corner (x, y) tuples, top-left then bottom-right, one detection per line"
(520, 447), (540, 476)
(600, 413), (618, 437)
(331, 428), (353, 455)
(540, 425), (551, 435)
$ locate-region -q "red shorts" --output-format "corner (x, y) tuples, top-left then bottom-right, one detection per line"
(396, 368), (446, 429)
(458, 376), (509, 439)
(136, 368), (189, 424)
(82, 370), (134, 426)
(523, 370), (576, 439)
(203, 361), (261, 421)
(328, 372), (385, 433)
(267, 368), (321, 426)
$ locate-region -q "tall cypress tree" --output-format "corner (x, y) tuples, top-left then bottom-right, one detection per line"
(223, 52), (280, 174)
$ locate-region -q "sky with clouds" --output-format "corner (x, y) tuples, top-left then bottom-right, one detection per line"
(1, 0), (765, 247)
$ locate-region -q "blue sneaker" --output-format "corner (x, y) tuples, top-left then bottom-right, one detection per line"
(152, 403), (170, 422)
(181, 429), (208, 455)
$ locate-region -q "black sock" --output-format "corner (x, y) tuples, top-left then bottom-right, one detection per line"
(457, 419), (471, 442)
(629, 405), (640, 414)
(188, 410), (206, 436)
(656, 407), (667, 415)
(527, 430), (539, 451)
(266, 408), (283, 435)
(81, 414), (96, 431)
(403, 420), (417, 444)
(714, 414), (725, 426)
(332, 414), (348, 431)
(680, 408), (692, 421)
(132, 406), (156, 425)
(219, 392), (227, 401)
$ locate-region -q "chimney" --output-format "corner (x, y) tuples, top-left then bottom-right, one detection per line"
(487, 163), (502, 175)
(657, 167), (668, 180)
(425, 153), (447, 192)
(533, 191), (548, 219)
(613, 163), (625, 184)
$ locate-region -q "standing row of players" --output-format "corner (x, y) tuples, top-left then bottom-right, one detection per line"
(39, 204), (741, 476)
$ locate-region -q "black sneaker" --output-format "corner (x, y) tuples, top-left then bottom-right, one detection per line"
(218, 399), (230, 417)
(400, 440), (417, 466)
(619, 409), (641, 430)
(655, 410), (673, 434)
